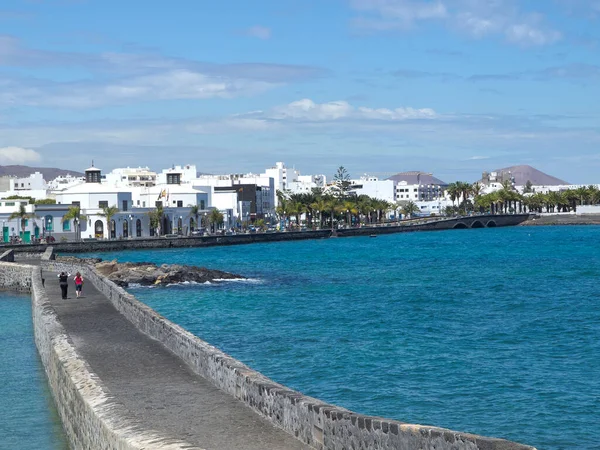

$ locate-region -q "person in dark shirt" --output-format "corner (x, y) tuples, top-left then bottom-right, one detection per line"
(57, 271), (70, 299)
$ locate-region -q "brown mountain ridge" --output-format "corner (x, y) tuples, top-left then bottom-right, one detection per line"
(0, 165), (83, 180)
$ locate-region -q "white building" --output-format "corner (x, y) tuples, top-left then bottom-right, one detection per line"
(157, 164), (198, 185)
(0, 172), (48, 201)
(350, 176), (395, 202)
(48, 174), (85, 192)
(388, 172), (447, 202)
(263, 162), (326, 200)
(104, 167), (157, 188)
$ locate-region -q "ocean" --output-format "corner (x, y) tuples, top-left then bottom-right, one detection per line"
(78, 225), (600, 450)
(0, 293), (68, 450)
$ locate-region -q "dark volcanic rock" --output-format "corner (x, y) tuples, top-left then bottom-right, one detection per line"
(95, 260), (245, 287)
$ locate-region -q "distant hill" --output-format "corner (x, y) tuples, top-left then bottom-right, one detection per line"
(0, 165), (83, 181)
(483, 165), (568, 186)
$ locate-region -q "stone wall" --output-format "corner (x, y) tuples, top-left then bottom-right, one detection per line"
(44, 257), (537, 450)
(9, 229), (333, 254)
(0, 258), (201, 450)
(0, 261), (32, 291)
(0, 249), (14, 262)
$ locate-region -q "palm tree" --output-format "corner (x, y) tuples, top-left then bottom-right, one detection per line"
(446, 182), (460, 208)
(62, 206), (87, 241)
(9, 203), (35, 241)
(275, 190), (290, 230)
(471, 182), (483, 200)
(310, 197), (328, 230)
(356, 195), (373, 225)
(574, 187), (589, 207)
(99, 205), (119, 239)
(147, 208), (162, 236)
(325, 196), (343, 230)
(343, 200), (358, 227)
(188, 204), (201, 233)
(207, 208), (224, 233)
(401, 201), (420, 219)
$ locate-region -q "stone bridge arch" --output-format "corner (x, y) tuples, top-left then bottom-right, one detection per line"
(453, 222), (468, 229)
(471, 220), (485, 228)
(486, 220), (497, 228)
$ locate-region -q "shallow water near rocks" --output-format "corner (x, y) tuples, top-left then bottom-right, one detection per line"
(80, 225), (600, 450)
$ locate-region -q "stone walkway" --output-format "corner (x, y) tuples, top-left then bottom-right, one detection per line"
(39, 265), (311, 450)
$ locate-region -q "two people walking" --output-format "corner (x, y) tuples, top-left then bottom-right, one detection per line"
(58, 271), (84, 299)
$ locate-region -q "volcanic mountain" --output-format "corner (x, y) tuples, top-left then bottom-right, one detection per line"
(0, 165), (83, 180)
(483, 165), (568, 186)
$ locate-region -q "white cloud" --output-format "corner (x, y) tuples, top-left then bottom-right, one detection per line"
(0, 70), (278, 109)
(351, 0), (447, 28)
(350, 0), (562, 46)
(244, 26), (272, 40)
(0, 146), (42, 164)
(0, 35), (326, 109)
(269, 99), (436, 121)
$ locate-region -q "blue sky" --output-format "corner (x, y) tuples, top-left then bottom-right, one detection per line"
(1, 0), (600, 183)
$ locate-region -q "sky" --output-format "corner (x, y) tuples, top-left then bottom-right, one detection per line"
(1, 0), (600, 183)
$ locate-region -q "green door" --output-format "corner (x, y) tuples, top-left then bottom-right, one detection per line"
(2, 227), (7, 243)
(20, 231), (31, 243)
(34, 227), (40, 239)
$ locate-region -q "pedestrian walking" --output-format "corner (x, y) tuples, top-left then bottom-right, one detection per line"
(58, 271), (71, 299)
(74, 272), (84, 298)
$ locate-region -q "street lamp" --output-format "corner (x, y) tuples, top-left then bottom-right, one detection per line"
(179, 215), (182, 235)
(74, 217), (79, 242)
(128, 214), (133, 238)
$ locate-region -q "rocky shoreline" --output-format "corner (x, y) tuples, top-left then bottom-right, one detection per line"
(520, 214), (600, 226)
(57, 256), (245, 287)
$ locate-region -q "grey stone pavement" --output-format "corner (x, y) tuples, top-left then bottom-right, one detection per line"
(36, 262), (312, 450)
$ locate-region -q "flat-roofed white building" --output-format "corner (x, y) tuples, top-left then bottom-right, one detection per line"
(349, 176), (395, 202)
(105, 167), (157, 188)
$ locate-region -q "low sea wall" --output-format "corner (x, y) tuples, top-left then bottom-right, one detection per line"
(2, 214), (530, 255)
(42, 251), (536, 450)
(0, 258), (200, 449)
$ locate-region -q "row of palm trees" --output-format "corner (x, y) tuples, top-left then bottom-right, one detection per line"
(446, 182), (600, 215)
(274, 190), (421, 230)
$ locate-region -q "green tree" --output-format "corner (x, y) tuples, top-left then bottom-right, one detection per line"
(275, 190), (290, 230)
(333, 166), (352, 198)
(401, 201), (420, 219)
(310, 197), (328, 229)
(188, 204), (201, 232)
(35, 198), (57, 205)
(62, 206), (87, 241)
(5, 195), (35, 204)
(99, 205), (119, 239)
(147, 204), (163, 236)
(446, 182), (460, 207)
(9, 203), (35, 239)
(207, 209), (224, 233)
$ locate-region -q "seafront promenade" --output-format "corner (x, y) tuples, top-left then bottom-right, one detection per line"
(0, 248), (537, 450)
(2, 214), (530, 254)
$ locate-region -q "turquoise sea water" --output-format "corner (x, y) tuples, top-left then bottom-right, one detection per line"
(0, 294), (68, 450)
(82, 226), (600, 450)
